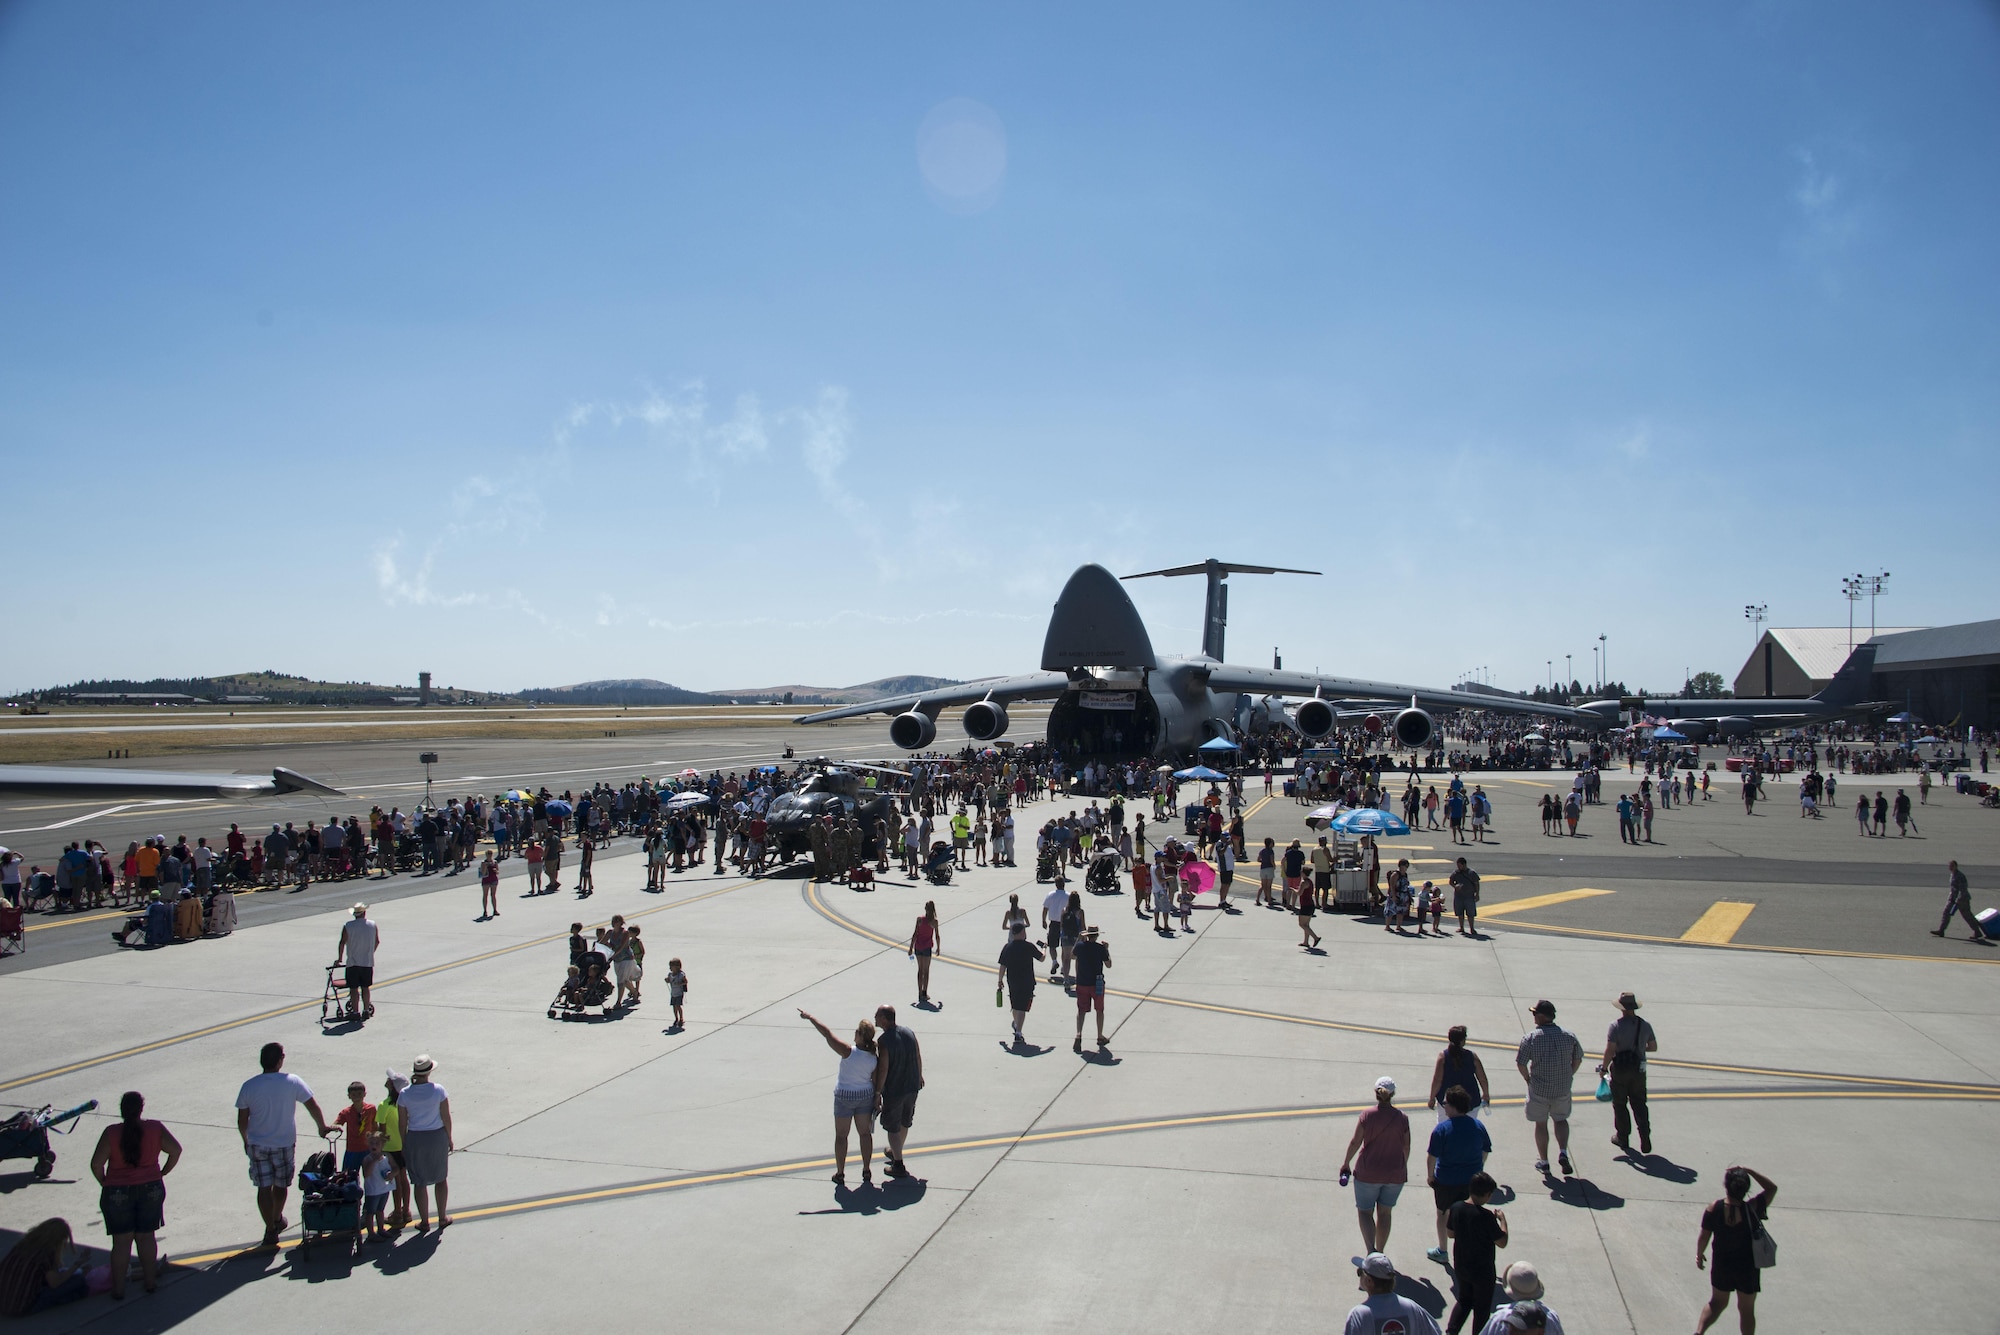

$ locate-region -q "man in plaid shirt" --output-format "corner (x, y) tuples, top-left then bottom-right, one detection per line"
(1516, 1000), (1584, 1177)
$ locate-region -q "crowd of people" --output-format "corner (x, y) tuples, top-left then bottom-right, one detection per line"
(1331, 995), (1775, 1335)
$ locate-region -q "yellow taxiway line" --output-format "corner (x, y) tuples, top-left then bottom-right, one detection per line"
(0, 876), (759, 1094)
(1682, 900), (1757, 943)
(799, 883), (2000, 1094)
(170, 1084), (2000, 1267)
(1478, 888), (1615, 918)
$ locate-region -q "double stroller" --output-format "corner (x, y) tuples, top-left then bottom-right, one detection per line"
(551, 948), (616, 1019)
(923, 841), (955, 886)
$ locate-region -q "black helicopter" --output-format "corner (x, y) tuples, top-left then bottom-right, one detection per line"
(762, 763), (903, 861)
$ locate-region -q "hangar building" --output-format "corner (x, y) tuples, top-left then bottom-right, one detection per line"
(1734, 627), (1920, 698)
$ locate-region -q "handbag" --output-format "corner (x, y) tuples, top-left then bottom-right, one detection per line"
(1594, 1075), (1612, 1102)
(1747, 1202), (1777, 1268)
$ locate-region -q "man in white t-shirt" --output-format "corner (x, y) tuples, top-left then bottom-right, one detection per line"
(236, 1041), (329, 1248)
(333, 903), (381, 1021)
(1041, 882), (1069, 982)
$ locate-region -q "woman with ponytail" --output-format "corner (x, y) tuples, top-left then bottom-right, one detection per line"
(88, 1091), (181, 1298)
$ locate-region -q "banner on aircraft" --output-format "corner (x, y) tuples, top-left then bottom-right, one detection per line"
(1080, 692), (1137, 711)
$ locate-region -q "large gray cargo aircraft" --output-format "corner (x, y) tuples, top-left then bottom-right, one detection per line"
(795, 561), (1591, 760)
(1574, 643), (1889, 741)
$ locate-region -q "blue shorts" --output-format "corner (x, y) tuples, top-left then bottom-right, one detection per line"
(1353, 1179), (1403, 1210)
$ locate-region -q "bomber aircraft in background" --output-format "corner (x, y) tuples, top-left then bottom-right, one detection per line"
(794, 560), (1594, 761)
(1575, 642), (1891, 742)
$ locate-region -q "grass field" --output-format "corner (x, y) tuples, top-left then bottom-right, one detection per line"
(0, 706), (806, 763)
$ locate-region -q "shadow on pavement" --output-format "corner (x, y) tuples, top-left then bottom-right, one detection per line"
(1393, 1273), (1447, 1316)
(1621, 1151), (1699, 1184)
(1547, 1175), (1625, 1209)
(800, 1178), (929, 1216)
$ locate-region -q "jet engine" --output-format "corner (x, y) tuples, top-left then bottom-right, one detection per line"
(962, 700), (1009, 742)
(1714, 717), (1754, 739)
(888, 711), (938, 750)
(1392, 707), (1435, 749)
(1671, 720), (1715, 743)
(1293, 698), (1337, 740)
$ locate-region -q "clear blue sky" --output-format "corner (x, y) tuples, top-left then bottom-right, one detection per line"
(3, 2), (1995, 696)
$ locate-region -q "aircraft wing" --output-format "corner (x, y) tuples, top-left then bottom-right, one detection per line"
(794, 672), (1072, 724)
(0, 765), (344, 799)
(1199, 666), (1598, 724)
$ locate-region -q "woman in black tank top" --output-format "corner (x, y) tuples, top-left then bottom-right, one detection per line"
(1428, 1026), (1490, 1114)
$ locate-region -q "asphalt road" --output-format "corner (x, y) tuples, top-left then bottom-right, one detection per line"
(9, 726), (1997, 969)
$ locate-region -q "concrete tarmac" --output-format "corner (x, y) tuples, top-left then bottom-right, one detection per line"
(0, 734), (1995, 1333)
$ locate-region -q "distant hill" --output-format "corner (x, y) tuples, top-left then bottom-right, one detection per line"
(25, 671), (503, 706)
(518, 678), (727, 707)
(719, 675), (966, 705)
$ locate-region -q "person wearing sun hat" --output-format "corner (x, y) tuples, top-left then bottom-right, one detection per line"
(399, 1055), (454, 1230)
(1475, 1263), (1566, 1335)
(1343, 1252), (1440, 1334)
(1597, 992), (1658, 1154)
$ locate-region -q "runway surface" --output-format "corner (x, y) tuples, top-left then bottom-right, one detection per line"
(2, 726), (1996, 1333)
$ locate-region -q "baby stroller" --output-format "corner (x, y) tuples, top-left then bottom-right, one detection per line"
(550, 950), (616, 1018)
(296, 1132), (362, 1258)
(0, 1100), (97, 1179)
(923, 841), (955, 886)
(1035, 848), (1060, 883)
(1085, 848), (1122, 894)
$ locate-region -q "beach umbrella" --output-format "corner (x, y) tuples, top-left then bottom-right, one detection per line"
(664, 790), (709, 812)
(1173, 765), (1230, 781)
(1329, 807), (1411, 837)
(1179, 859), (1217, 894)
(543, 799), (573, 817)
(1522, 733), (1547, 743)
(1197, 736), (1241, 753)
(1303, 803), (1345, 830)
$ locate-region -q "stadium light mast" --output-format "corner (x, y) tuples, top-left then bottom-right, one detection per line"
(1745, 603), (1767, 649)
(1841, 572), (1890, 651)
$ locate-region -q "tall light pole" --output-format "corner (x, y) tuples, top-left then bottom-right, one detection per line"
(1841, 572), (1890, 650)
(1745, 603), (1767, 649)
(1565, 654), (1572, 694)
(1547, 660), (1553, 692)
(1598, 634), (1608, 691)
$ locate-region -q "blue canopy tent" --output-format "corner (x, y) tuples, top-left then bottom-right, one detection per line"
(1652, 727), (1688, 741)
(1173, 766), (1230, 781)
(1197, 737), (1241, 753)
